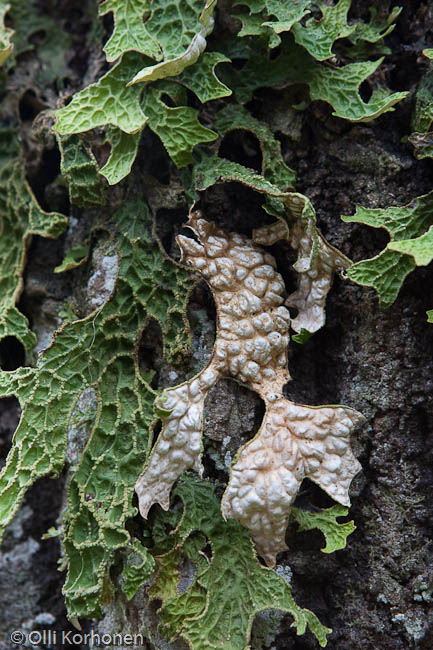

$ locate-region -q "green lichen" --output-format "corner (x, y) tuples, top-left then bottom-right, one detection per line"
(150, 476), (332, 649)
(0, 198), (196, 618)
(343, 192), (433, 308)
(128, 0), (217, 85)
(409, 59), (433, 161)
(6, 0), (72, 84)
(53, 0), (407, 187)
(56, 53), (148, 136)
(55, 3), (223, 183)
(411, 67), (433, 134)
(54, 244), (90, 274)
(58, 135), (106, 207)
(291, 505), (356, 554)
(100, 126), (142, 186)
(388, 225), (433, 266)
(192, 152), (284, 197)
(0, 128), (68, 353)
(174, 51), (231, 103)
(224, 38), (407, 121)
(99, 0), (160, 62)
(0, 3), (13, 66)
(291, 0), (354, 62)
(141, 81), (217, 167)
(121, 540), (155, 601)
(0, 1), (421, 646)
(344, 6), (401, 59)
(234, 0), (311, 47)
(213, 103), (296, 189)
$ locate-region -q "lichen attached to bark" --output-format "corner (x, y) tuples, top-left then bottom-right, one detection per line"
(136, 211), (363, 566)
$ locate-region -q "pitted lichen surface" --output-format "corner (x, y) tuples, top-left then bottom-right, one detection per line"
(190, 154), (351, 336)
(0, 199), (196, 618)
(2, 1), (429, 647)
(53, 0), (408, 185)
(343, 191), (433, 308)
(136, 212), (363, 566)
(0, 128), (68, 353)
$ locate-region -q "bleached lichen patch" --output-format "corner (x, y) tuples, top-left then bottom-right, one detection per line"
(32, 307), (63, 355)
(66, 387), (98, 466)
(136, 212), (363, 565)
(87, 251), (119, 308)
(253, 193), (350, 335)
(222, 399), (362, 565)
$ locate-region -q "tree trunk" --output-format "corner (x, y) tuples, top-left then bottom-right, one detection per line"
(1, 2), (433, 649)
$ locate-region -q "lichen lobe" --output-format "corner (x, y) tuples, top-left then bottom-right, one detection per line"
(222, 399), (362, 566)
(136, 212), (363, 565)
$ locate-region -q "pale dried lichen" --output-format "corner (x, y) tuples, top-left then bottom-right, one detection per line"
(222, 400), (361, 565)
(136, 211), (363, 565)
(254, 193), (351, 334)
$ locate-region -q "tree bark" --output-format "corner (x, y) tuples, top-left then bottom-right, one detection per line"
(1, 2), (433, 649)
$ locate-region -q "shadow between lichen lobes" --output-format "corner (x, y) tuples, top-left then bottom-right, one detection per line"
(0, 197), (197, 619)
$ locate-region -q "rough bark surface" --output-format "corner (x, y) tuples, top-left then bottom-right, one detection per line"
(1, 1), (433, 650)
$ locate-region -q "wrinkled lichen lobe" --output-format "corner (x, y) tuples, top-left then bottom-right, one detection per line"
(178, 212), (291, 392)
(136, 212), (363, 566)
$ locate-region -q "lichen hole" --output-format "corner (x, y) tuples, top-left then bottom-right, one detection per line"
(197, 181), (275, 235)
(0, 336), (26, 371)
(185, 280), (216, 378)
(219, 129), (263, 173)
(137, 317), (164, 390)
(149, 419), (162, 452)
(0, 396), (21, 471)
(154, 207), (190, 260)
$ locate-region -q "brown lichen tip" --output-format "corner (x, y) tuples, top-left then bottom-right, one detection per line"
(221, 399), (363, 567)
(135, 211), (363, 565)
(254, 193), (351, 335)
